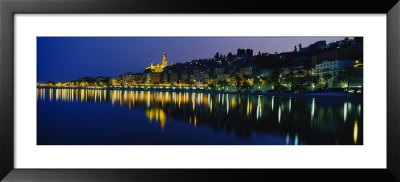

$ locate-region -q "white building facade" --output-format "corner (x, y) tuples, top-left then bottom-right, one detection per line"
(314, 60), (355, 77)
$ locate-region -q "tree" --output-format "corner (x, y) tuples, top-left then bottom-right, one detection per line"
(281, 70), (294, 88)
(290, 76), (307, 93)
(237, 49), (246, 57)
(321, 73), (331, 89)
(103, 78), (113, 87)
(229, 76), (239, 87)
(227, 52), (233, 60)
(237, 80), (251, 92)
(234, 74), (243, 88)
(218, 80), (228, 87)
(214, 52), (220, 59)
(208, 83), (216, 90)
(339, 68), (362, 89)
(308, 75), (320, 89)
(245, 49), (253, 57)
(269, 69), (281, 87)
(343, 37), (350, 47)
(254, 76), (263, 87)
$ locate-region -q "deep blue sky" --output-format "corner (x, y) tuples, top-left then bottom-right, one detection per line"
(37, 37), (345, 82)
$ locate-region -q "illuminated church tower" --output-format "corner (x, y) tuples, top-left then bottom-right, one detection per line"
(162, 52), (168, 67)
(145, 52), (168, 73)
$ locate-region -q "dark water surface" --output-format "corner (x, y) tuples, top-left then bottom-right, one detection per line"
(37, 88), (363, 145)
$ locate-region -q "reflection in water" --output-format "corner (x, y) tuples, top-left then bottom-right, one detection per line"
(344, 102), (348, 123)
(37, 88), (363, 145)
(286, 134), (290, 145)
(146, 108), (167, 131)
(354, 120), (358, 144)
(311, 98), (315, 120)
(256, 96), (262, 120)
(271, 96), (274, 110)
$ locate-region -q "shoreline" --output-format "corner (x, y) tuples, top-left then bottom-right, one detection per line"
(37, 86), (363, 99)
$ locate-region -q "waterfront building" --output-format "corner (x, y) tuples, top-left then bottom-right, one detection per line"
(189, 74), (195, 84)
(132, 73), (144, 84)
(110, 78), (119, 86)
(145, 73), (151, 84)
(240, 66), (253, 76)
(169, 72), (179, 84)
(200, 72), (209, 84)
(150, 72), (162, 84)
(162, 71), (169, 83)
(259, 68), (274, 78)
(121, 72), (134, 83)
(181, 73), (189, 84)
(314, 60), (355, 77)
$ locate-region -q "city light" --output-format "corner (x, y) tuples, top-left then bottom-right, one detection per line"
(37, 37), (363, 145)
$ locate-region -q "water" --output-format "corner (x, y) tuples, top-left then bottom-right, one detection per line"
(37, 88), (363, 145)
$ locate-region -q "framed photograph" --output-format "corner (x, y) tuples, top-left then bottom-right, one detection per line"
(1, 0), (399, 181)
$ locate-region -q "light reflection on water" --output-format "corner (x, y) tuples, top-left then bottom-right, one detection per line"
(37, 88), (363, 145)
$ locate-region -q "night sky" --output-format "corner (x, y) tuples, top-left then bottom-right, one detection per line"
(37, 37), (345, 82)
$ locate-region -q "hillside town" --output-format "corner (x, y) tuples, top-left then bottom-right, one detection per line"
(38, 37), (363, 94)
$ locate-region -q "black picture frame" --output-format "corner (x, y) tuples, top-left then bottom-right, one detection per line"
(1, 0), (399, 181)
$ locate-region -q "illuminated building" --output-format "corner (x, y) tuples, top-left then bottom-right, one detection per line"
(314, 60), (355, 77)
(110, 78), (119, 86)
(145, 52), (168, 73)
(121, 73), (134, 84)
(150, 72), (162, 84)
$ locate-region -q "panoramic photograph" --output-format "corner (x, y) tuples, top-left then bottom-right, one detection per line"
(37, 37), (363, 145)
